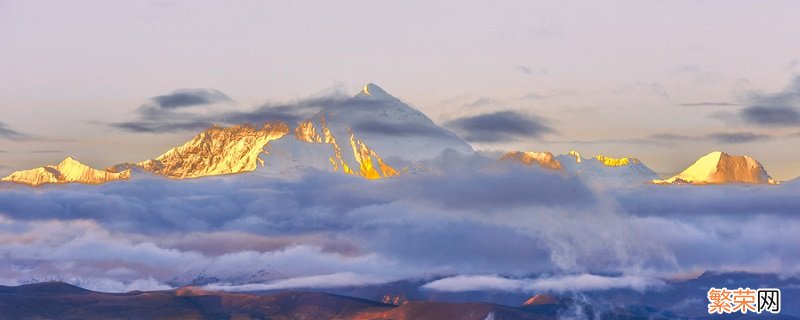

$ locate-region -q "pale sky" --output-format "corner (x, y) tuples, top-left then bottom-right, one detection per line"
(1, 0), (800, 179)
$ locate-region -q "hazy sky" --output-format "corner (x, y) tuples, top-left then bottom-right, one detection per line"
(1, 0), (800, 179)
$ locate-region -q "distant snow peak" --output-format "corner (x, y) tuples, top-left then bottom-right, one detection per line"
(653, 151), (778, 185)
(565, 150), (642, 167)
(567, 150), (582, 163)
(500, 151), (562, 170)
(359, 83), (390, 98)
(594, 154), (641, 167)
(1, 156), (130, 186)
(556, 150), (659, 186)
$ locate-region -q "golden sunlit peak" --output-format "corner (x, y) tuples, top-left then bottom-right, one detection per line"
(567, 150), (582, 163)
(359, 83), (389, 97)
(595, 154), (639, 167)
(500, 151), (562, 170)
(1, 156), (131, 186)
(653, 150), (779, 185)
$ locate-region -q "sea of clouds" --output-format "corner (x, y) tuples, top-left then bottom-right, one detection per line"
(0, 151), (798, 293)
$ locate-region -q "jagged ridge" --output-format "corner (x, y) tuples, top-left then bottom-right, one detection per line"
(129, 123), (289, 179)
(1, 157), (130, 186)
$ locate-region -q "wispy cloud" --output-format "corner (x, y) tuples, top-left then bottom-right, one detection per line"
(614, 82), (669, 99)
(422, 274), (664, 293)
(513, 65), (547, 77)
(109, 90), (342, 133)
(464, 97), (497, 108)
(444, 111), (555, 143)
(738, 75), (800, 126)
(676, 102), (738, 107)
(705, 132), (771, 144)
(207, 272), (391, 291)
(647, 131), (772, 144)
(0, 122), (31, 141)
(151, 88), (232, 109)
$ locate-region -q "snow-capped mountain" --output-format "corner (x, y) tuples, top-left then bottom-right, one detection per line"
(109, 123), (290, 179)
(555, 150), (659, 186)
(653, 151), (778, 185)
(500, 151), (562, 170)
(320, 83), (473, 161)
(1, 157), (130, 186)
(260, 83), (473, 179)
(8, 84), (781, 188)
(5, 83), (472, 184)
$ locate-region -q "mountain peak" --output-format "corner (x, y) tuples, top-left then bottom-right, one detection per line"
(567, 150), (582, 163)
(500, 151), (562, 170)
(356, 83), (392, 99)
(654, 151), (778, 185)
(595, 154), (640, 167)
(1, 157), (130, 186)
(135, 123), (290, 179)
(59, 156), (80, 166)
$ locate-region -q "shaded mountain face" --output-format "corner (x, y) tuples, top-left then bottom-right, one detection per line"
(654, 151), (778, 185)
(554, 150), (659, 186)
(1, 157), (130, 186)
(261, 83), (474, 179)
(317, 83), (474, 161)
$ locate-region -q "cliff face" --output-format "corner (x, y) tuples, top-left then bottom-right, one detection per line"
(1, 157), (130, 186)
(134, 123), (290, 179)
(289, 117), (398, 179)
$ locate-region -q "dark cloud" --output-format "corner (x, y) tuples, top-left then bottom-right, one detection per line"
(220, 97), (341, 126)
(648, 133), (691, 141)
(648, 132), (770, 144)
(0, 122), (31, 140)
(110, 94), (342, 133)
(741, 105), (800, 126)
(109, 88), (233, 133)
(151, 89), (231, 109)
(738, 76), (800, 126)
(676, 102), (738, 107)
(705, 132), (771, 144)
(444, 111), (555, 143)
(110, 121), (215, 133)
